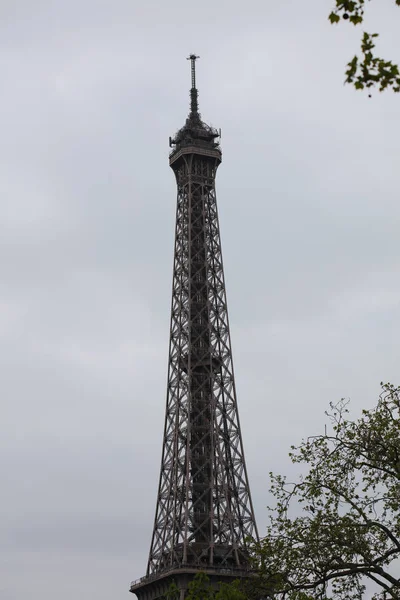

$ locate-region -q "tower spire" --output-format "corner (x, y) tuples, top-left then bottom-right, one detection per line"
(187, 53), (199, 116)
(169, 54), (220, 151)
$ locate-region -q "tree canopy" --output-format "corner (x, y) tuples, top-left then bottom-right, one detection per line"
(329, 1), (400, 93)
(163, 573), (247, 600)
(255, 383), (400, 599)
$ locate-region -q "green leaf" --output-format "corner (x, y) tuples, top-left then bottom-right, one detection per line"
(329, 12), (341, 23)
(350, 15), (363, 25)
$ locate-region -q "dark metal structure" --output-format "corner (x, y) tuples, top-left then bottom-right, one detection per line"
(131, 56), (258, 600)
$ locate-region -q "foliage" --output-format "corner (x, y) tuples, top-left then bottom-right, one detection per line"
(186, 573), (216, 600)
(163, 580), (180, 600)
(255, 383), (400, 600)
(163, 573), (247, 600)
(328, 0), (400, 93)
(214, 580), (247, 600)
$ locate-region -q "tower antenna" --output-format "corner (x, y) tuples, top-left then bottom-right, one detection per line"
(187, 54), (199, 88)
(187, 54), (200, 116)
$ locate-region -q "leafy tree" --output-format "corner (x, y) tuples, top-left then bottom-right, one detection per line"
(186, 573), (216, 600)
(163, 580), (181, 600)
(328, 1), (400, 93)
(215, 580), (248, 600)
(163, 573), (247, 600)
(255, 383), (400, 600)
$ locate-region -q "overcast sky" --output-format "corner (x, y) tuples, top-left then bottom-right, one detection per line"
(1, 1), (400, 598)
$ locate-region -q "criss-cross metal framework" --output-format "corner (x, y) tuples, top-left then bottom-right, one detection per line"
(131, 55), (257, 600)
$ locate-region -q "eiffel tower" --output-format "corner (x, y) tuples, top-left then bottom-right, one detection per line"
(130, 55), (258, 600)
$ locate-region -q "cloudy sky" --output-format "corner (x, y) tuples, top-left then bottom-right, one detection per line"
(1, 1), (400, 598)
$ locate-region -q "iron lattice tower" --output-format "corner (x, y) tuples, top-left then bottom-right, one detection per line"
(131, 56), (258, 600)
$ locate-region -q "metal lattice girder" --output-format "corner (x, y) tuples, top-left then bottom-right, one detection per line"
(146, 149), (258, 576)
